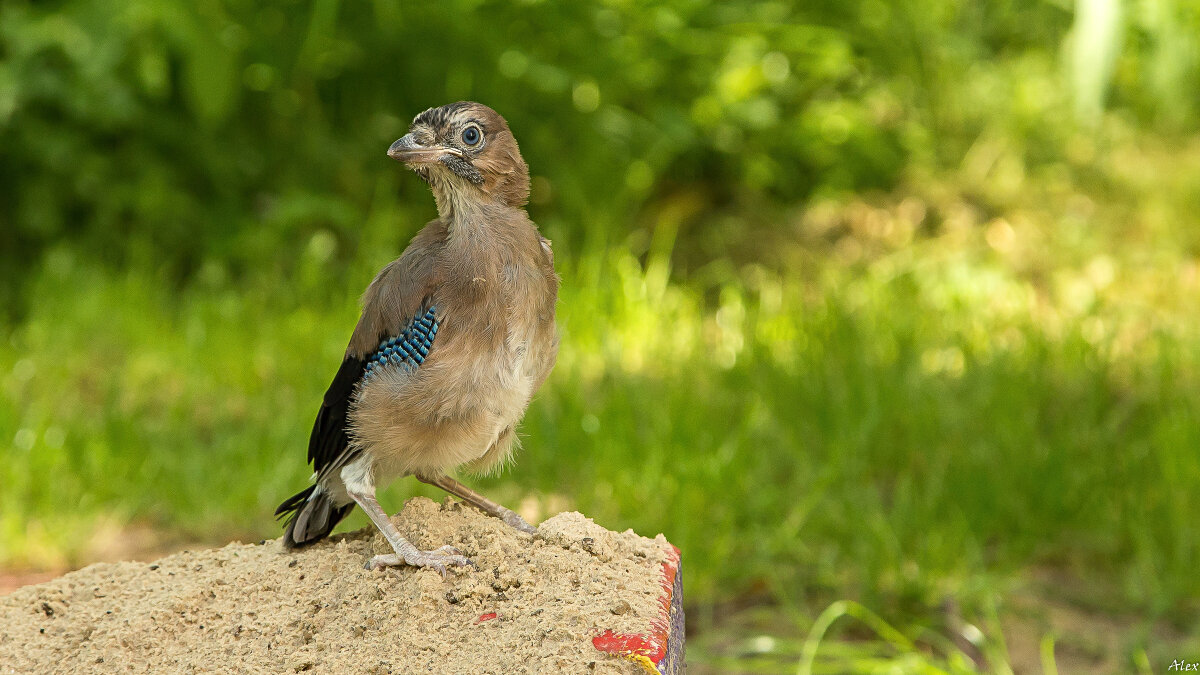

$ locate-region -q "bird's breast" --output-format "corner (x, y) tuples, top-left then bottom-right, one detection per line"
(345, 237), (556, 477)
(389, 262), (551, 419)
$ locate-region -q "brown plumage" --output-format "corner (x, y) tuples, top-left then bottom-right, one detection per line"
(276, 102), (558, 573)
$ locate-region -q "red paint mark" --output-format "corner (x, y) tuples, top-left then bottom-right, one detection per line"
(476, 612), (498, 623)
(592, 544), (680, 670)
(593, 630), (664, 663)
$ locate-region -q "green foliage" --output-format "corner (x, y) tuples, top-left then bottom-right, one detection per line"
(4, 0), (1195, 303)
(0, 0), (906, 298)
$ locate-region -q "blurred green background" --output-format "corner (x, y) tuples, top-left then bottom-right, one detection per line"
(2, 0), (1199, 672)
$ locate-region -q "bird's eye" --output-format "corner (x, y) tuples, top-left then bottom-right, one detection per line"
(461, 126), (481, 146)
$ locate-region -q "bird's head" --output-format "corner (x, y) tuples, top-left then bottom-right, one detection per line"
(388, 101), (530, 212)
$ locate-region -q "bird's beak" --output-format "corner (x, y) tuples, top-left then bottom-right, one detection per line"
(387, 134), (463, 164)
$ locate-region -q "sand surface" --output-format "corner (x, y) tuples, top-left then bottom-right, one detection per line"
(0, 497), (672, 674)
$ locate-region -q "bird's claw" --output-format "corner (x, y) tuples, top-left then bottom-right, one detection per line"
(499, 508), (538, 534)
(365, 545), (472, 576)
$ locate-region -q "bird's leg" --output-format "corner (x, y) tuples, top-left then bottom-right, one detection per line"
(346, 488), (471, 574)
(418, 474), (537, 534)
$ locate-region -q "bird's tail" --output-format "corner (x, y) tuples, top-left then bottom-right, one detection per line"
(275, 485), (355, 549)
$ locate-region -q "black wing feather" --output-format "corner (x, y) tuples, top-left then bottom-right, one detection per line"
(307, 355), (368, 475)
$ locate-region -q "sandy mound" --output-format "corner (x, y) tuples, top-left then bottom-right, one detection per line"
(0, 497), (677, 674)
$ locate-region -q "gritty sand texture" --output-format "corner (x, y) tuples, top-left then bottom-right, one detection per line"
(0, 497), (673, 674)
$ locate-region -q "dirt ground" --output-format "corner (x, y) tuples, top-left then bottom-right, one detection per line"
(0, 497), (674, 674)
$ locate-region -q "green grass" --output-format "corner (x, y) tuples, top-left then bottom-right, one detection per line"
(4, 160), (1200, 671)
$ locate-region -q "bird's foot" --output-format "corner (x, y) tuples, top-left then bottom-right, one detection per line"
(499, 508), (537, 534)
(365, 545), (472, 576)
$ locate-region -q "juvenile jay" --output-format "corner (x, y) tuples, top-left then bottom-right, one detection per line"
(276, 102), (559, 573)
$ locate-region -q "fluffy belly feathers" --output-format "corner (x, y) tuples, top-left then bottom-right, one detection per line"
(347, 321), (540, 479)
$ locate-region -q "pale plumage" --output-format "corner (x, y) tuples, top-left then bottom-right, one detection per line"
(276, 102), (558, 573)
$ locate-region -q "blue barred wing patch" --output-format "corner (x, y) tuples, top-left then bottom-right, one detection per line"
(362, 306), (439, 381)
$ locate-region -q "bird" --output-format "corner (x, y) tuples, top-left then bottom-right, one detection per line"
(275, 101), (559, 573)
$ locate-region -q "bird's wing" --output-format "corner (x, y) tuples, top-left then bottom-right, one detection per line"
(307, 220), (447, 478)
(306, 355), (367, 478)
